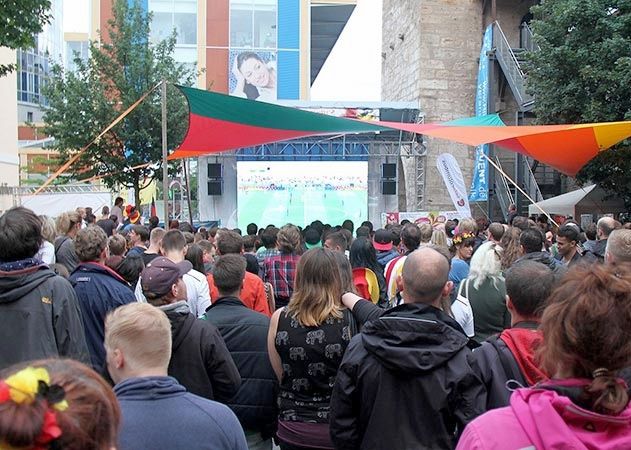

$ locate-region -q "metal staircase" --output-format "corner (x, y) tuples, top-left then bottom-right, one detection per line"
(492, 21), (536, 112)
(489, 21), (553, 218)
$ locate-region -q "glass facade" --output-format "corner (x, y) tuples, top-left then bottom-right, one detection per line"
(65, 40), (89, 72)
(230, 0), (277, 49)
(16, 0), (63, 106)
(143, 0), (299, 99)
(148, 0), (197, 69)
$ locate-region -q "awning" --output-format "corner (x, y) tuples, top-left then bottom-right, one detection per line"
(529, 185), (597, 216)
(528, 185), (626, 217)
(170, 85), (631, 177)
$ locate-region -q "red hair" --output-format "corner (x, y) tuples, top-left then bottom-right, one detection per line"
(539, 264), (631, 414)
(0, 359), (120, 450)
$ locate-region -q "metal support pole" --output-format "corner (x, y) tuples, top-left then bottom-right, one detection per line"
(183, 159), (194, 226)
(161, 80), (169, 227)
(483, 153), (558, 227)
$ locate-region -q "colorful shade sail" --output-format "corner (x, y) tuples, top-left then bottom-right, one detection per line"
(170, 85), (631, 177)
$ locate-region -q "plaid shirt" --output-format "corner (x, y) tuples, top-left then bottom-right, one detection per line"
(263, 252), (301, 300)
(257, 247), (280, 269)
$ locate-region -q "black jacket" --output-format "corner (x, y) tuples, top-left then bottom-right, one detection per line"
(164, 306), (241, 402)
(467, 322), (540, 410)
(329, 303), (485, 450)
(588, 239), (607, 261)
(204, 296), (278, 435)
(514, 251), (567, 278)
(0, 264), (89, 369)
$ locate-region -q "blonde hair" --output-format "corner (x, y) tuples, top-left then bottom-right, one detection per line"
(277, 224), (302, 254)
(468, 241), (503, 289)
(606, 229), (631, 263)
(104, 303), (172, 371)
(458, 218), (478, 234)
(419, 223), (433, 243)
(430, 229), (448, 248)
(287, 248), (343, 326)
(39, 215), (57, 243)
(56, 211), (81, 235)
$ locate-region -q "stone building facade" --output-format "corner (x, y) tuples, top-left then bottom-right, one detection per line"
(382, 0), (536, 213)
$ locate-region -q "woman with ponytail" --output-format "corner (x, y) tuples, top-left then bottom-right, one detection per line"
(0, 359), (120, 450)
(457, 264), (631, 449)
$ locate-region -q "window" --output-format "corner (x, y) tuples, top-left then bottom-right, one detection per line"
(174, 12), (197, 45)
(230, 0), (277, 49)
(150, 12), (174, 43)
(65, 41), (89, 72)
(149, 0), (197, 45)
(27, 112), (34, 122)
(17, 49), (50, 105)
(231, 8), (253, 47)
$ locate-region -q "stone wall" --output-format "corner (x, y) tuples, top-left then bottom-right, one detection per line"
(382, 0), (538, 213)
(382, 0), (483, 212)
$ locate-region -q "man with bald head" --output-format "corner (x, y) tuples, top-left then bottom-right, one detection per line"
(591, 216), (618, 261)
(605, 229), (631, 265)
(331, 247), (484, 449)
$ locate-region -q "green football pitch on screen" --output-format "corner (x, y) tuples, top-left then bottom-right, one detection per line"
(237, 161), (368, 229)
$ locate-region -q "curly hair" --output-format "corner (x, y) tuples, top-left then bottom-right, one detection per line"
(538, 264), (631, 414)
(75, 226), (108, 262)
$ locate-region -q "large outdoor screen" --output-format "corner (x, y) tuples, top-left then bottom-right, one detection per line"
(237, 161), (368, 229)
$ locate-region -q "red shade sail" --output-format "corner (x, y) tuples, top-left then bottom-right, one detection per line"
(171, 85), (631, 177)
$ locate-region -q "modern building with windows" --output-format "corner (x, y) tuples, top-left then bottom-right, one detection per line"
(16, 0), (64, 185)
(93, 0), (356, 100)
(17, 0), (63, 121)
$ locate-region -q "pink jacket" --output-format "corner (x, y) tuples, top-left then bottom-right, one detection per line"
(457, 379), (631, 450)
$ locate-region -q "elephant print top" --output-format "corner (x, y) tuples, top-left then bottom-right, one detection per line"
(275, 308), (354, 423)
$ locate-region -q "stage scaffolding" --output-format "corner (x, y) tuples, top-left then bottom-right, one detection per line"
(206, 118), (427, 211)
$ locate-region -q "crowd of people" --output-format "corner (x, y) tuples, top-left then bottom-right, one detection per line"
(1, 199), (631, 450)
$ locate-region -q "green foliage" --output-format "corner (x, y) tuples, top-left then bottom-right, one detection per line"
(0, 0), (51, 76)
(43, 0), (194, 202)
(526, 0), (631, 206)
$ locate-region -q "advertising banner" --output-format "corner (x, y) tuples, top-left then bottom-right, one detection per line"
(229, 50), (277, 102)
(469, 24), (493, 202)
(437, 153), (473, 218)
(382, 211), (462, 228)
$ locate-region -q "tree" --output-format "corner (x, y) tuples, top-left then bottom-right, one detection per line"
(0, 0), (51, 76)
(43, 0), (194, 203)
(526, 0), (631, 206)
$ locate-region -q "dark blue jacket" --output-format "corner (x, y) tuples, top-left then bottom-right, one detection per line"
(376, 248), (399, 269)
(115, 376), (248, 450)
(69, 262), (135, 372)
(204, 296), (278, 436)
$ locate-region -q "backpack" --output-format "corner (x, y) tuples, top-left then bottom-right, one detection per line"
(487, 334), (524, 384)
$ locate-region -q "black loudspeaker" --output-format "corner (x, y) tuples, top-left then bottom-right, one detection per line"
(207, 163), (222, 178)
(382, 163), (396, 179)
(207, 180), (223, 196)
(382, 180), (396, 195)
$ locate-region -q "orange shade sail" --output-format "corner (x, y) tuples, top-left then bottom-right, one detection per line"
(171, 86), (631, 177)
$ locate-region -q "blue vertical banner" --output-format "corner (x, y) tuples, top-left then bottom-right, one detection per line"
(469, 25), (493, 202)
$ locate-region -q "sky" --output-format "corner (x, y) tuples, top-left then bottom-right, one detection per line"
(60, 0), (381, 101)
(311, 0), (382, 102)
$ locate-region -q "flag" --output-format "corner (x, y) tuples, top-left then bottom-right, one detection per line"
(437, 153), (472, 218)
